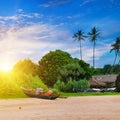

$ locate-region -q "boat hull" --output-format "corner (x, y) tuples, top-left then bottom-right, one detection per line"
(24, 92), (58, 100)
(21, 87), (59, 100)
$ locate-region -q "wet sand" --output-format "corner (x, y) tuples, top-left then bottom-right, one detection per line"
(0, 96), (120, 120)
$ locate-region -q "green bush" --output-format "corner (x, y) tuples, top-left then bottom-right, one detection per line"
(58, 59), (93, 83)
(53, 80), (66, 92)
(73, 79), (90, 90)
(78, 60), (93, 79)
(50, 88), (60, 94)
(13, 59), (39, 76)
(65, 78), (74, 92)
(59, 62), (85, 82)
(0, 72), (25, 98)
(13, 71), (48, 90)
(54, 79), (90, 92)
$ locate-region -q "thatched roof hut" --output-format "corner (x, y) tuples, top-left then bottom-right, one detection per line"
(89, 78), (106, 88)
(89, 75), (117, 88)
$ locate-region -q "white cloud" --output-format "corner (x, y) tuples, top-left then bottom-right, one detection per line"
(0, 11), (112, 68)
(17, 9), (23, 13)
(0, 21), (70, 66)
(0, 16), (18, 21)
(0, 12), (41, 25)
(40, 0), (72, 7)
(80, 0), (94, 7)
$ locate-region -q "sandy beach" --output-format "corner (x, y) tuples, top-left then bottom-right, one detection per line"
(0, 96), (120, 120)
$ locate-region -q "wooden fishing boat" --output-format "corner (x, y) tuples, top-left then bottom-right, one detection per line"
(21, 87), (60, 100)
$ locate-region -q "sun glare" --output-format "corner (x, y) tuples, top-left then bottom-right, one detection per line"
(0, 64), (13, 72)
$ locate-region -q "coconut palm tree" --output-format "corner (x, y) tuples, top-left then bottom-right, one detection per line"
(88, 26), (100, 68)
(110, 37), (120, 66)
(115, 38), (119, 62)
(117, 38), (120, 64)
(73, 30), (85, 60)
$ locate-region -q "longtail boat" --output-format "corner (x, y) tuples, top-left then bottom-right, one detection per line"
(21, 87), (60, 100)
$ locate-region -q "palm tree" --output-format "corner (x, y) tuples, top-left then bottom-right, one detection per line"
(73, 30), (85, 60)
(88, 26), (100, 68)
(110, 37), (120, 66)
(117, 38), (120, 64)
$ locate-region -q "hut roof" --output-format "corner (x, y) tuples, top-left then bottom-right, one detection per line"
(89, 79), (106, 88)
(92, 75), (117, 83)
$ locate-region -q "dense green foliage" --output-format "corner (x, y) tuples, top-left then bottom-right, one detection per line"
(13, 72), (47, 90)
(39, 50), (72, 86)
(53, 80), (66, 92)
(102, 64), (112, 74)
(11, 50), (119, 90)
(0, 72), (26, 98)
(93, 64), (120, 75)
(0, 71), (61, 98)
(58, 59), (92, 82)
(73, 79), (90, 90)
(92, 68), (103, 75)
(0, 71), (61, 99)
(13, 59), (39, 76)
(58, 62), (85, 82)
(112, 64), (120, 74)
(78, 59), (93, 79)
(13, 59), (48, 89)
(54, 79), (90, 92)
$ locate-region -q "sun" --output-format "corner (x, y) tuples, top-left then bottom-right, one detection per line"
(0, 64), (13, 72)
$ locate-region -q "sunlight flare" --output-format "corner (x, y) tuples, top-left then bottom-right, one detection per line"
(0, 63), (13, 71)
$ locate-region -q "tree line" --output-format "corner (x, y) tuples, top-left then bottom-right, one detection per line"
(13, 50), (92, 87)
(13, 50), (120, 88)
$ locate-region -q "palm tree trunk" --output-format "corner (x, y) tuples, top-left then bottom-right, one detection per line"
(118, 59), (120, 64)
(113, 53), (117, 66)
(118, 56), (120, 64)
(111, 54), (117, 73)
(79, 40), (82, 60)
(93, 42), (95, 68)
(118, 54), (120, 64)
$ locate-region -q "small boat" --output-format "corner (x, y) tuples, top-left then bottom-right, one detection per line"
(21, 87), (60, 100)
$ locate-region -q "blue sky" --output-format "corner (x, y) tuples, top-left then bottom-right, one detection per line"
(0, 0), (120, 69)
